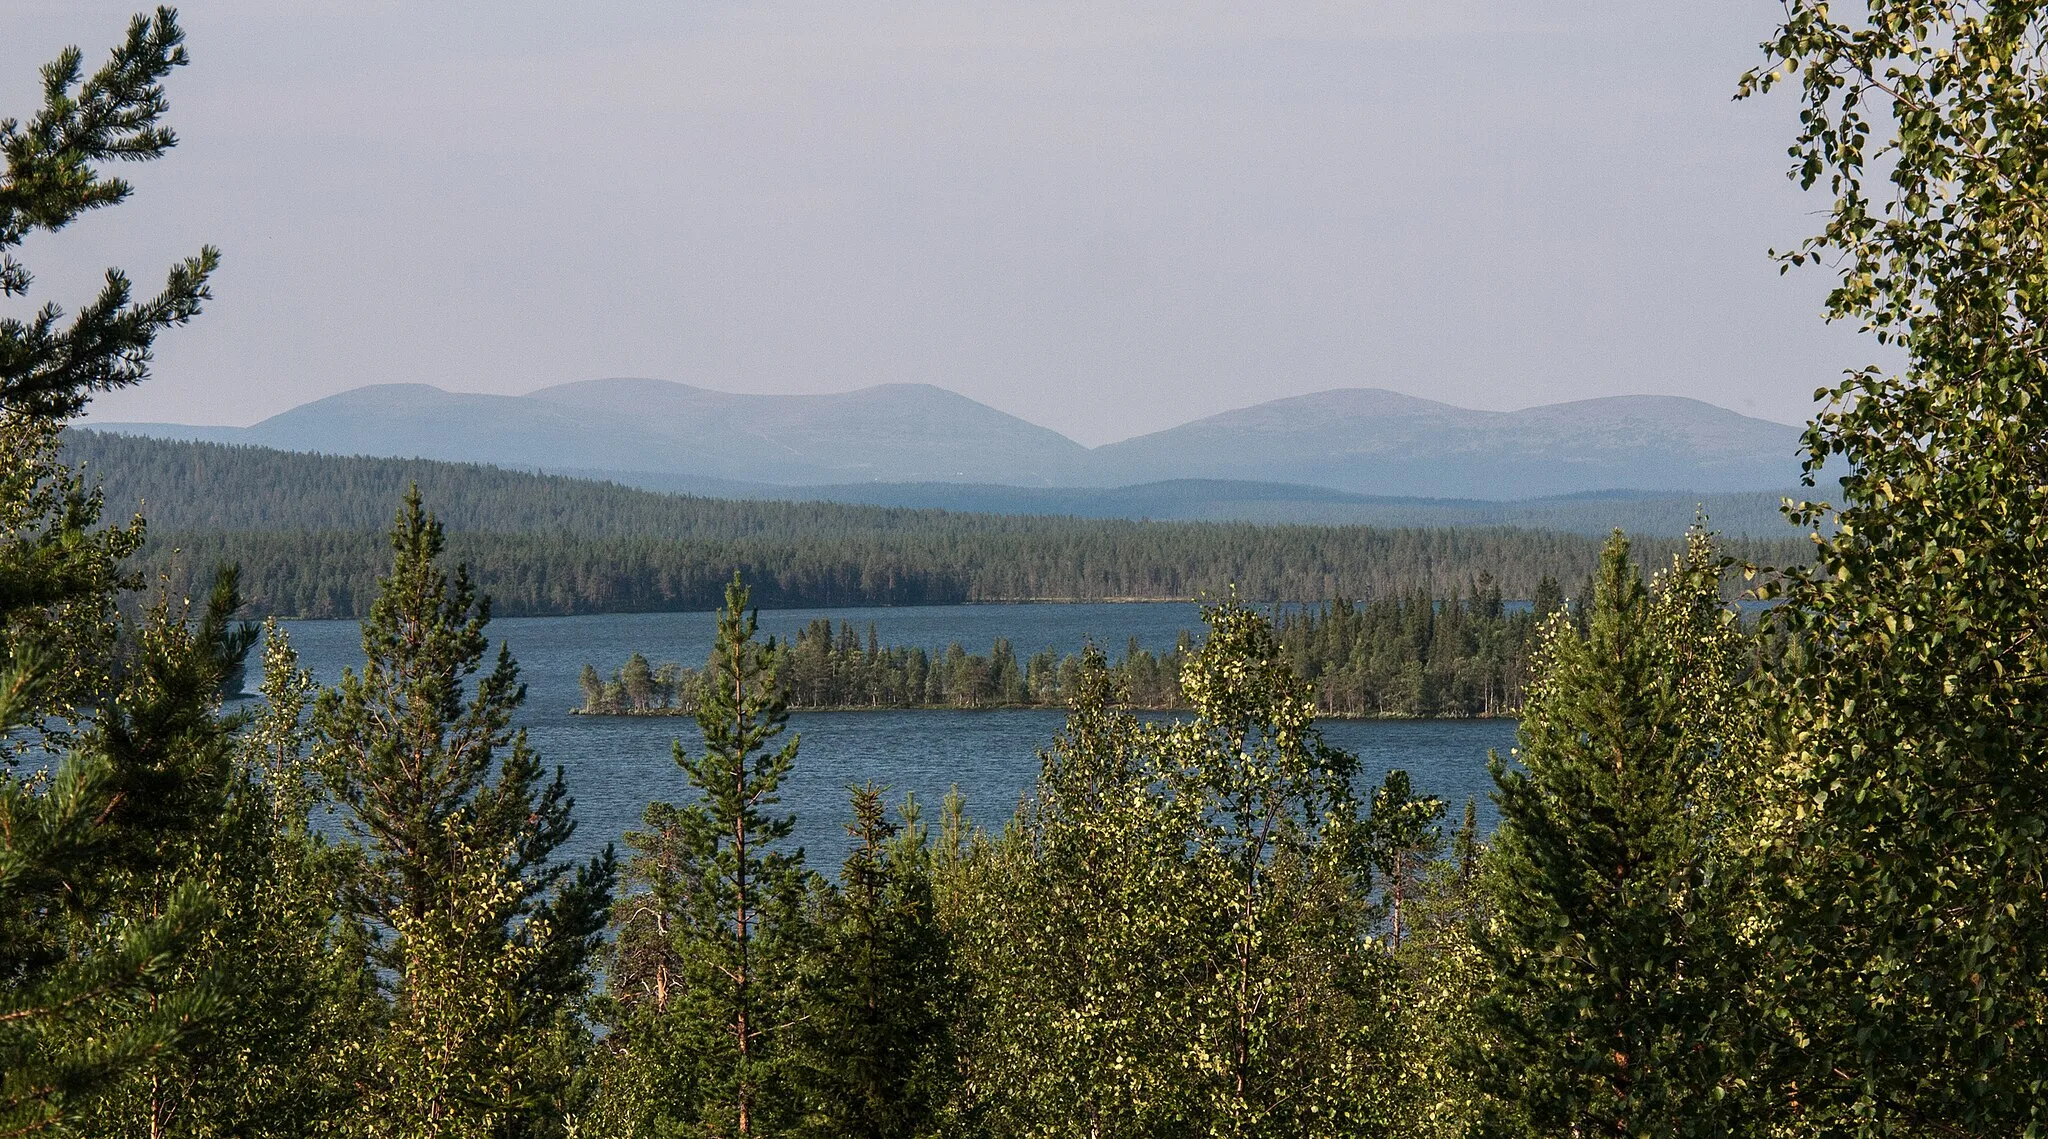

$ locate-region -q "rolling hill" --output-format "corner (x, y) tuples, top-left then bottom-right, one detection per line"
(100, 380), (1089, 486)
(1084, 390), (1805, 497)
(94, 380), (1807, 499)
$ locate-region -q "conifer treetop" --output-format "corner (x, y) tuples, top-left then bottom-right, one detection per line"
(0, 7), (217, 421)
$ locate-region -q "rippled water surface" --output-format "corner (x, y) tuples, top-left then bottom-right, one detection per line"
(265, 604), (1515, 868)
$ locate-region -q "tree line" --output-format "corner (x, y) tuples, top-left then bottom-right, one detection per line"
(580, 578), (1561, 718)
(59, 430), (1809, 618)
(127, 519), (1794, 620)
(10, 7), (2048, 1136)
(65, 427), (1818, 538)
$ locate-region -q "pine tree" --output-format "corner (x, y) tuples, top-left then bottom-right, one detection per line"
(621, 652), (655, 711)
(598, 573), (813, 1137)
(313, 488), (614, 1137)
(0, 9), (217, 422)
(1473, 531), (1753, 1135)
(1364, 769), (1444, 953)
(77, 580), (374, 1139)
(0, 416), (143, 745)
(0, 583), (227, 1136)
(1, 12), (225, 1132)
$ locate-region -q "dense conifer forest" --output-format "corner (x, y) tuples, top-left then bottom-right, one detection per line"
(60, 429), (1806, 616)
(8, 9), (2048, 1138)
(580, 584), (1556, 717)
(65, 426), (1817, 536)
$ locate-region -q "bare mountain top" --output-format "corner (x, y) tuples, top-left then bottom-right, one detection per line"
(94, 380), (1805, 499)
(1087, 389), (1802, 497)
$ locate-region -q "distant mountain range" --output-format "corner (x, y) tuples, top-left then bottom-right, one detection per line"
(94, 378), (1806, 500)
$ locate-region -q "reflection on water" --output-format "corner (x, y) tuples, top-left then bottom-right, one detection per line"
(263, 606), (1514, 868)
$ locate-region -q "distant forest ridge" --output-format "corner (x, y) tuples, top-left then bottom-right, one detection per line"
(552, 472), (1812, 537)
(66, 432), (1814, 619)
(66, 429), (1813, 537)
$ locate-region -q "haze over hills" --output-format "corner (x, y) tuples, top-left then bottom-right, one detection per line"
(113, 380), (1090, 486)
(1090, 389), (1806, 498)
(544, 473), (1808, 538)
(96, 378), (1806, 499)
(64, 429), (1808, 538)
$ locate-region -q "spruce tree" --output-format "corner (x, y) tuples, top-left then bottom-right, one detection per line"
(791, 785), (958, 1138)
(598, 573), (812, 1137)
(314, 488), (614, 1137)
(578, 664), (606, 714)
(1473, 531), (1752, 1135)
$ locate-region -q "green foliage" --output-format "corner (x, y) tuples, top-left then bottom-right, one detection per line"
(1364, 769), (1444, 953)
(790, 786), (960, 1138)
(582, 588), (1552, 719)
(1473, 531), (1755, 1136)
(1, 560), (280, 1139)
(1388, 798), (1492, 1139)
(941, 607), (1407, 1138)
(55, 430), (1813, 618)
(1160, 597), (1399, 1136)
(313, 488), (615, 1137)
(598, 574), (814, 1137)
(0, 14), (231, 1135)
(76, 585), (370, 1139)
(942, 650), (1210, 1136)
(1278, 584), (1541, 718)
(0, 720), (218, 1139)
(1738, 5), (2048, 1130)
(137, 520), (1738, 621)
(17, 5), (2048, 1135)
(0, 9), (217, 421)
(0, 415), (142, 740)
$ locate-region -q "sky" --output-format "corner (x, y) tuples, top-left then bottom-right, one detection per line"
(7, 1), (1877, 446)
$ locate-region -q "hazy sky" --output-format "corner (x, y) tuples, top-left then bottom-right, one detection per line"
(8, 1), (1874, 445)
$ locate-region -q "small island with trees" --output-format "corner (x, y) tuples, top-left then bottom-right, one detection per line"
(578, 582), (1560, 717)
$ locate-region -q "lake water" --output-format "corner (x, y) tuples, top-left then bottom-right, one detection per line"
(263, 604), (1516, 869)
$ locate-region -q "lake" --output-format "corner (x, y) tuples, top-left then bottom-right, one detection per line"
(263, 603), (1516, 869)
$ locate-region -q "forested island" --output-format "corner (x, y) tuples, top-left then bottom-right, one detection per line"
(579, 582), (1555, 717)
(9, 9), (2048, 1139)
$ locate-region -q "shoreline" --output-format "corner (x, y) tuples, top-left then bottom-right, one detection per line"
(569, 706), (1520, 721)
